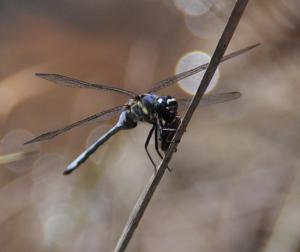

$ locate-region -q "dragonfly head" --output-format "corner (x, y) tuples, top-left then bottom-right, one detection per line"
(156, 96), (178, 122)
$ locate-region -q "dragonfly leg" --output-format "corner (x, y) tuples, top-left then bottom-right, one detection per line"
(145, 124), (157, 171)
(154, 125), (163, 159)
(155, 125), (173, 172)
(168, 139), (180, 153)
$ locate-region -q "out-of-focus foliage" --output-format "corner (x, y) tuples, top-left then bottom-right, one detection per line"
(1, 0), (300, 251)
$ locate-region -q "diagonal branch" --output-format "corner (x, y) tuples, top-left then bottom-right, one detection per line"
(114, 0), (250, 251)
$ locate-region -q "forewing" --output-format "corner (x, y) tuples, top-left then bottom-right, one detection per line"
(178, 92), (241, 111)
(36, 73), (138, 98)
(24, 106), (124, 145)
(148, 43), (260, 93)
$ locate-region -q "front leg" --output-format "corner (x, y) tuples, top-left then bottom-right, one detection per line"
(156, 124), (173, 172)
(154, 125), (163, 159)
(144, 124), (157, 171)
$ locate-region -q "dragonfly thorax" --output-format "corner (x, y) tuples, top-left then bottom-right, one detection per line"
(128, 94), (157, 123)
(130, 94), (178, 124)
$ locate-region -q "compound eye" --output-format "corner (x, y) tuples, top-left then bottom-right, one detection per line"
(166, 98), (177, 105)
(167, 98), (178, 108)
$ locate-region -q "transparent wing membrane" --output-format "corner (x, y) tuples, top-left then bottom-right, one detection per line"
(148, 43), (260, 93)
(28, 44), (258, 145)
(35, 44), (259, 98)
(178, 92), (241, 110)
(24, 106), (124, 144)
(36, 73), (138, 98)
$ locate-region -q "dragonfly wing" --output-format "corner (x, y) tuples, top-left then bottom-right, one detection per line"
(178, 92), (241, 111)
(24, 106), (124, 145)
(148, 43), (260, 93)
(36, 73), (138, 98)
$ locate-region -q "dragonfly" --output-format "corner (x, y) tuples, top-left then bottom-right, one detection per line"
(25, 43), (259, 175)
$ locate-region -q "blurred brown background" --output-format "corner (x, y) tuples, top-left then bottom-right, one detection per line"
(0, 0), (300, 251)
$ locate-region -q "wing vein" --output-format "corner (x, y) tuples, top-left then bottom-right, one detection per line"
(148, 43), (260, 93)
(36, 73), (138, 98)
(24, 106), (124, 144)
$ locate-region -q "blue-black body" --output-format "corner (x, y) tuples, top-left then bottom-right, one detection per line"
(64, 93), (180, 174)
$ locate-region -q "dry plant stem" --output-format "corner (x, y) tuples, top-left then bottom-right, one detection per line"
(114, 0), (249, 251)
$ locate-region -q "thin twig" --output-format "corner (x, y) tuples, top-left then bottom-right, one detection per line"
(114, 1), (249, 251)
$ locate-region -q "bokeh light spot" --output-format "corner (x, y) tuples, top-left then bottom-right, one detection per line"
(30, 153), (72, 205)
(173, 0), (212, 16)
(43, 203), (79, 247)
(175, 51), (220, 95)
